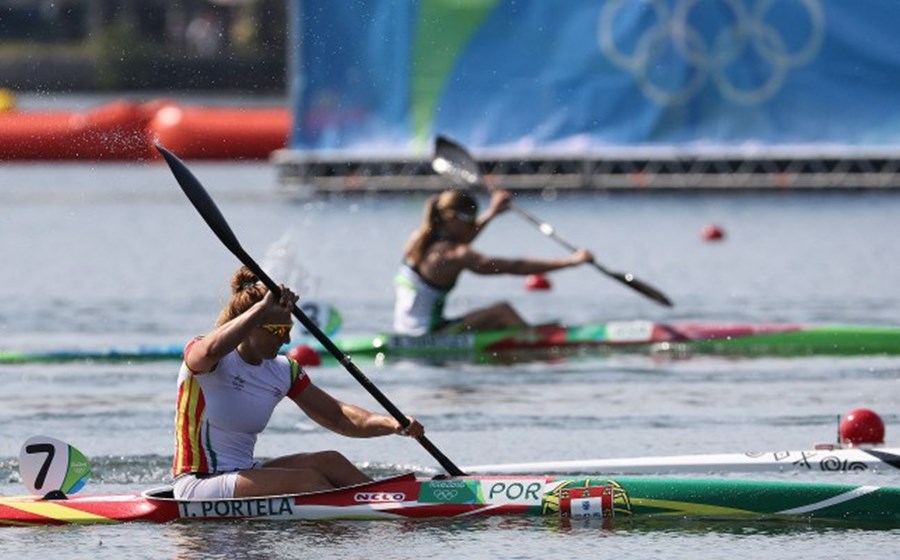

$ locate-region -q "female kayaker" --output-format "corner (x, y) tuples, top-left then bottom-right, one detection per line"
(173, 266), (424, 499)
(394, 188), (594, 335)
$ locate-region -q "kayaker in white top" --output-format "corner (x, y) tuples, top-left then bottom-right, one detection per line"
(394, 189), (594, 335)
(173, 265), (424, 500)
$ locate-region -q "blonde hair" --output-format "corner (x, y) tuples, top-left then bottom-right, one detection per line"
(215, 266), (268, 326)
(406, 190), (478, 265)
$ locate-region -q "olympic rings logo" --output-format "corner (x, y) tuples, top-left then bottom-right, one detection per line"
(432, 489), (459, 501)
(598, 0), (825, 105)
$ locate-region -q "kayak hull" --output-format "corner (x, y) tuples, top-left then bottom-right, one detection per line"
(5, 321), (900, 365)
(463, 447), (900, 474)
(3, 473), (900, 526)
(329, 321), (900, 364)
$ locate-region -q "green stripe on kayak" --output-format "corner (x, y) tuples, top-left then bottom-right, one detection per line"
(5, 323), (900, 365)
(685, 326), (900, 357)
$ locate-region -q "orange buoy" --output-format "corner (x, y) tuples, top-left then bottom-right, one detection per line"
(287, 344), (322, 367)
(525, 274), (551, 291)
(840, 408), (885, 447)
(701, 224), (725, 241)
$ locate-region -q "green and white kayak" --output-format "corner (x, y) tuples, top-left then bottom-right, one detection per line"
(4, 320), (900, 365)
(318, 320), (900, 364)
(6, 437), (900, 527)
(3, 473), (900, 526)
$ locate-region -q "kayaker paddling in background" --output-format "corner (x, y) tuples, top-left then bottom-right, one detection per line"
(394, 188), (594, 335)
(173, 265), (424, 500)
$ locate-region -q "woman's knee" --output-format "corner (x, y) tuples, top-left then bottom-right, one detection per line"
(235, 467), (332, 497)
(491, 302), (525, 323)
(265, 449), (347, 470)
(315, 450), (353, 468)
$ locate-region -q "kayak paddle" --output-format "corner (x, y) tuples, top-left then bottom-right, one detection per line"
(432, 135), (674, 307)
(156, 144), (465, 477)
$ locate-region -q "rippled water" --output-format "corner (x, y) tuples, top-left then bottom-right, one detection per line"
(1, 161), (899, 558)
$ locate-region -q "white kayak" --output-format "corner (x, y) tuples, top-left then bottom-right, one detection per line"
(463, 446), (900, 475)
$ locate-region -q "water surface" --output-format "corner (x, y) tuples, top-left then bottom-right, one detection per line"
(1, 162), (899, 558)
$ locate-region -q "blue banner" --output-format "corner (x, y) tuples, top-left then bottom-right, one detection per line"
(290, 0), (900, 153)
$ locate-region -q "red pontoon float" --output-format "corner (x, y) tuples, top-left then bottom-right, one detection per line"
(0, 99), (289, 161)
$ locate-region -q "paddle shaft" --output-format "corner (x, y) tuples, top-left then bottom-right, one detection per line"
(156, 144), (464, 477)
(433, 136), (673, 307)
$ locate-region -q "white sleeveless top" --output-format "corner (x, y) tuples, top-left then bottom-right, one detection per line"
(173, 343), (310, 476)
(393, 264), (451, 335)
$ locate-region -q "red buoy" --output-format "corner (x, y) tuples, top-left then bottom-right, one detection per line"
(287, 344), (321, 367)
(840, 408), (885, 447)
(525, 274), (551, 291)
(701, 224), (725, 241)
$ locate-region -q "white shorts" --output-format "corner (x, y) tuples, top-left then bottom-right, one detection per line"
(173, 472), (240, 500)
(172, 462), (263, 500)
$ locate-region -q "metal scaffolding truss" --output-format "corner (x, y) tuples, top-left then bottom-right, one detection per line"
(273, 150), (900, 195)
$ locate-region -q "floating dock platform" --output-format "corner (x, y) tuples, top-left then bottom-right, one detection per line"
(274, 147), (900, 195)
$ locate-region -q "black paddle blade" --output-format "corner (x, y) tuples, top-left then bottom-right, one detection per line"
(433, 135), (483, 187)
(156, 144), (249, 264)
(612, 271), (674, 307)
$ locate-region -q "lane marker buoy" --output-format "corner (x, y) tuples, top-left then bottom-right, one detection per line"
(525, 274), (551, 291)
(287, 344), (322, 367)
(840, 408), (885, 447)
(701, 224), (725, 241)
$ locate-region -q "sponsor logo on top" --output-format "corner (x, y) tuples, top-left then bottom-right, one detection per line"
(606, 320), (654, 342)
(354, 492), (406, 503)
